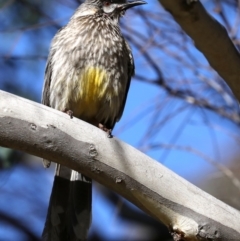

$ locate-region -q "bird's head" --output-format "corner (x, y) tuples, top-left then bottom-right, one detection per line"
(73, 0), (146, 23)
(102, 1), (146, 14)
(84, 0), (146, 19)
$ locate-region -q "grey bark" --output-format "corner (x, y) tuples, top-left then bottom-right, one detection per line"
(0, 90), (240, 240)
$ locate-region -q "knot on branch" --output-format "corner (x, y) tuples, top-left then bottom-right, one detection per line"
(197, 223), (220, 240)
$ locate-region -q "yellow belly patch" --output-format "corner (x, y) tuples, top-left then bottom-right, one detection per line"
(81, 67), (108, 101)
(72, 66), (111, 117)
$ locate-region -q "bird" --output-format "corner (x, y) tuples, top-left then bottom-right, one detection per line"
(41, 0), (146, 240)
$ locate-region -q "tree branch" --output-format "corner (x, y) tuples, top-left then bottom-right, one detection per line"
(159, 0), (240, 102)
(0, 90), (240, 240)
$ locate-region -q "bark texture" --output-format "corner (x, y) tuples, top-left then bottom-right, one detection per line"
(0, 90), (240, 240)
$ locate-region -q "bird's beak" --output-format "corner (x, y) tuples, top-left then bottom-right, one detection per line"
(117, 1), (147, 11)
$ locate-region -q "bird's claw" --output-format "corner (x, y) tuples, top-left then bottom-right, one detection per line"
(64, 109), (74, 119)
(98, 123), (112, 138)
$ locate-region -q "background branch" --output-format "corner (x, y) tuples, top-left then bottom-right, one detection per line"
(159, 0), (240, 101)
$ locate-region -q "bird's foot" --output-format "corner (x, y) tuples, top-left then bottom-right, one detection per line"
(64, 109), (74, 119)
(98, 123), (112, 138)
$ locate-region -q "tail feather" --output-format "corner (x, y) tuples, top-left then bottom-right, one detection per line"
(68, 172), (92, 241)
(42, 165), (92, 241)
(42, 165), (71, 241)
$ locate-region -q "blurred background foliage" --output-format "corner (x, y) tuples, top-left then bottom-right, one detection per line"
(1, 0), (240, 240)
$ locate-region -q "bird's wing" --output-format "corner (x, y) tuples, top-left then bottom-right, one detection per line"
(41, 45), (56, 107)
(116, 39), (135, 122)
(41, 27), (65, 106)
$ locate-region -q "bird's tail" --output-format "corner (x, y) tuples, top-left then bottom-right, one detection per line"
(42, 164), (92, 241)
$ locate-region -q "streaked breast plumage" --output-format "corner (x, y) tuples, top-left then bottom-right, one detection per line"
(48, 12), (131, 128)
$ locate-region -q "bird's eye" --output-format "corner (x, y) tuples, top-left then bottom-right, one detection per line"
(104, 1), (111, 6)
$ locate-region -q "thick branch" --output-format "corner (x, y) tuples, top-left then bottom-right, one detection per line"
(0, 90), (240, 241)
(159, 0), (240, 101)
